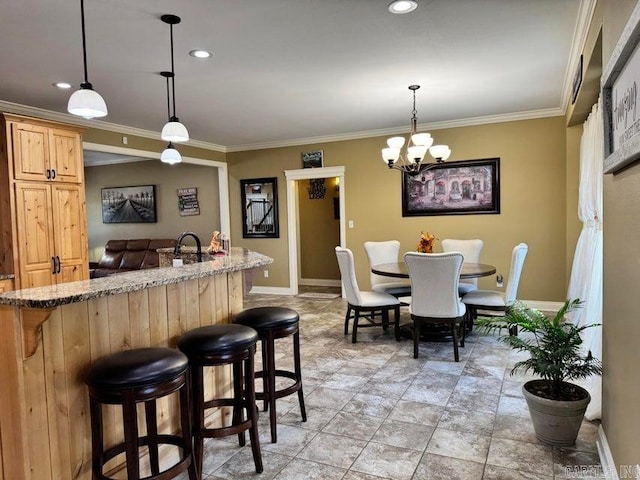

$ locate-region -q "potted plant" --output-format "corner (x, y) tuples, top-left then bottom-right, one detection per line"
(478, 299), (602, 446)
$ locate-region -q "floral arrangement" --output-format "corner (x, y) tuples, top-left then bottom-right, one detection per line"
(416, 231), (437, 253)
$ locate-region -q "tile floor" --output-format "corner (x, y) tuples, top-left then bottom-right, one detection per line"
(185, 290), (602, 480)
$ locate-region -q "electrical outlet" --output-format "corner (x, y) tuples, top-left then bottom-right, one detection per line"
(263, 270), (269, 278)
(122, 136), (128, 145)
(348, 220), (354, 229)
(496, 274), (503, 288)
(172, 258), (183, 267)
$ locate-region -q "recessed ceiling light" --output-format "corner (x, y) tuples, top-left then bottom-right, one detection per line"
(53, 82), (72, 89)
(388, 0), (418, 14)
(189, 49), (213, 59)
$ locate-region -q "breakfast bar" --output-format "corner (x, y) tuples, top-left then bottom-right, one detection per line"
(0, 248), (272, 480)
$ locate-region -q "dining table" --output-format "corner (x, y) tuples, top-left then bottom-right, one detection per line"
(371, 261), (496, 279)
(371, 261), (497, 342)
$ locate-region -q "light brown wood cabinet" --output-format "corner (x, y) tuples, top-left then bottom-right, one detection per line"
(0, 114), (88, 289)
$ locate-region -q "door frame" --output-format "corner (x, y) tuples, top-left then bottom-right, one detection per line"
(284, 166), (345, 295)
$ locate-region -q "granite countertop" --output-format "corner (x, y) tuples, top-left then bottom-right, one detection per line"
(0, 248), (272, 308)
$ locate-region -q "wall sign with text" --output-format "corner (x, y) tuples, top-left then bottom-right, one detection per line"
(177, 187), (200, 216)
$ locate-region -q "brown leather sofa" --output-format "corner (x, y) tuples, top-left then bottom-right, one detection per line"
(90, 239), (177, 278)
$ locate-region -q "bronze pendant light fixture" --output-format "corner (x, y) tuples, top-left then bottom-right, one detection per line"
(160, 14), (189, 143)
(67, 0), (107, 118)
(160, 71), (182, 164)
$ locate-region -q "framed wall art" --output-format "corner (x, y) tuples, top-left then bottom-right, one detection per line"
(301, 150), (323, 168)
(101, 185), (157, 223)
(240, 177), (279, 238)
(402, 158), (500, 217)
(602, 0), (640, 174)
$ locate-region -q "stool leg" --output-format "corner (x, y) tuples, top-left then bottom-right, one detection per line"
(232, 360), (246, 446)
(144, 400), (160, 476)
(179, 374), (198, 480)
(260, 343), (269, 412)
(265, 334), (278, 443)
(122, 390), (140, 480)
(245, 348), (263, 473)
(293, 330), (307, 422)
(192, 365), (205, 478)
(89, 397), (104, 477)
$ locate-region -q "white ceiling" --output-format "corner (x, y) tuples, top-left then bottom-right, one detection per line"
(0, 0), (587, 152)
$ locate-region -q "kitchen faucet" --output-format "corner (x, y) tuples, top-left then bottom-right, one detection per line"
(174, 231), (203, 262)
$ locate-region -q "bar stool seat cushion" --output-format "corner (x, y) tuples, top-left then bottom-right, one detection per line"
(234, 306), (299, 331)
(85, 347), (188, 390)
(177, 324), (258, 355)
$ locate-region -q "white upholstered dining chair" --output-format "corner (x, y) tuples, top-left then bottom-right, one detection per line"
(402, 252), (467, 361)
(363, 240), (411, 297)
(335, 247), (401, 343)
(462, 243), (528, 334)
(441, 238), (484, 296)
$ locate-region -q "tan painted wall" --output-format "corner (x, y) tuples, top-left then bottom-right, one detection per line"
(228, 116), (568, 300)
(84, 160), (220, 261)
(599, 0), (640, 470)
(298, 178), (341, 281)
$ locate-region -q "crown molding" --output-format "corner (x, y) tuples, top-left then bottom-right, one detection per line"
(0, 99), (227, 153)
(226, 107), (564, 152)
(560, 0), (598, 112)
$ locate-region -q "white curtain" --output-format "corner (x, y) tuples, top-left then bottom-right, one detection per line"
(567, 99), (603, 420)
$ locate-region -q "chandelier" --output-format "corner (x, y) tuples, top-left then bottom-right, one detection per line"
(381, 85), (451, 175)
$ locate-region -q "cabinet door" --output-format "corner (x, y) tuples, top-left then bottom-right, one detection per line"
(49, 128), (83, 184)
(51, 184), (88, 283)
(11, 123), (50, 181)
(0, 279), (13, 292)
(14, 182), (55, 288)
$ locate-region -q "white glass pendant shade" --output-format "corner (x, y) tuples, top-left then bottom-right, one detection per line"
(161, 144), (182, 164)
(382, 147), (401, 164)
(429, 145), (451, 161)
(161, 119), (189, 143)
(411, 133), (433, 148)
(387, 136), (405, 149)
(67, 86), (107, 119)
(407, 145), (427, 163)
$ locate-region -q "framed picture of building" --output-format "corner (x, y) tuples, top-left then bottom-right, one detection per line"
(101, 185), (157, 223)
(402, 158), (500, 216)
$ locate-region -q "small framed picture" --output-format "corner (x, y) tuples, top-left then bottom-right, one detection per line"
(301, 150), (323, 168)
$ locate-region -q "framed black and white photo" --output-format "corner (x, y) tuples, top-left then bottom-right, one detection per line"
(240, 177), (279, 238)
(101, 185), (157, 223)
(402, 158), (500, 217)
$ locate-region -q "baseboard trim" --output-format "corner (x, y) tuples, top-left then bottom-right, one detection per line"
(248, 286), (295, 296)
(597, 425), (619, 480)
(299, 278), (341, 287)
(521, 300), (564, 312)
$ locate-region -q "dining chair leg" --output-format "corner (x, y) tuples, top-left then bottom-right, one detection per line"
(381, 309), (389, 331)
(352, 308), (359, 343)
(393, 306), (401, 341)
(344, 306), (352, 335)
(460, 317), (465, 348)
(451, 321), (460, 362)
(413, 318), (421, 359)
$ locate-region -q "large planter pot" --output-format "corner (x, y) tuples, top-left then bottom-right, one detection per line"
(522, 380), (590, 447)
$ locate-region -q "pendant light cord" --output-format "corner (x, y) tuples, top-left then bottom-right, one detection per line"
(80, 0), (89, 85)
(165, 74), (172, 121)
(169, 23), (178, 120)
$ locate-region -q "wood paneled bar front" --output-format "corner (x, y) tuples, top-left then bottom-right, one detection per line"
(0, 248), (272, 480)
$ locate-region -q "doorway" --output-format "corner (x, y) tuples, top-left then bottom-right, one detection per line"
(285, 166), (346, 295)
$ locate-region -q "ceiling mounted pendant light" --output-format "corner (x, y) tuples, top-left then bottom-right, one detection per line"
(67, 0), (107, 119)
(161, 14), (189, 143)
(160, 71), (182, 165)
(381, 85), (451, 175)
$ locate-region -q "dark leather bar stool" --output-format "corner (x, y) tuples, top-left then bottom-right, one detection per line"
(233, 306), (307, 443)
(85, 347), (197, 480)
(177, 324), (263, 475)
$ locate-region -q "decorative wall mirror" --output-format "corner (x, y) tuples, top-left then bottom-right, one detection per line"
(241, 177), (279, 238)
